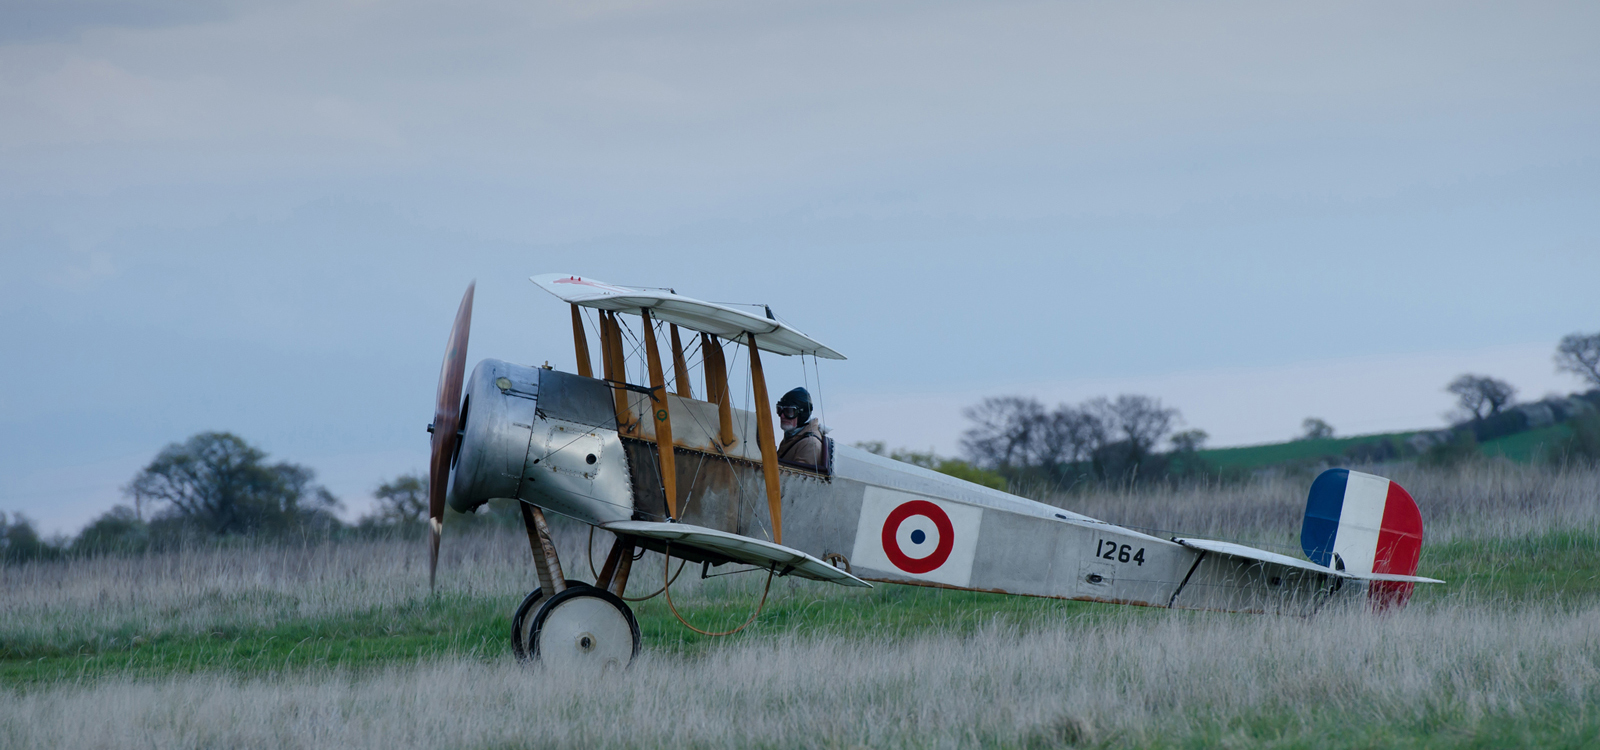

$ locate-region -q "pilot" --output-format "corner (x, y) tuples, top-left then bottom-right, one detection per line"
(776, 387), (825, 470)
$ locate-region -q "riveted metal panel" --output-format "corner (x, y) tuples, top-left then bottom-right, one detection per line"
(537, 369), (618, 430)
(780, 476), (865, 568)
(521, 416), (633, 525)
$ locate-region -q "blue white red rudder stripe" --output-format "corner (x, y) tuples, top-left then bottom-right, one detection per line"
(1300, 468), (1425, 609)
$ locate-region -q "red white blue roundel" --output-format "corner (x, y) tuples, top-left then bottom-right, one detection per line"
(881, 500), (955, 574)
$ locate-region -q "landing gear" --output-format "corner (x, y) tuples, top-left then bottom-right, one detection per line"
(527, 586), (640, 672)
(513, 501), (642, 670)
(509, 579), (588, 660)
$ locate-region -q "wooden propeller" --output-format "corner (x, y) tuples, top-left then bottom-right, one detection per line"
(428, 281), (475, 589)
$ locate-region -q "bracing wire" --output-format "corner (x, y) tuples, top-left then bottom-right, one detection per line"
(661, 542), (774, 637)
(810, 352), (829, 432)
(584, 526), (690, 602)
(801, 349), (811, 399)
(624, 558), (689, 602)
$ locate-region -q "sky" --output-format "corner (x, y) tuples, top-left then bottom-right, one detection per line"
(2, 0), (1597, 535)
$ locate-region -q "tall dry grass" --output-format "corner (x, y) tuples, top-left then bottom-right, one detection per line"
(0, 529), (606, 656)
(2, 601), (1597, 748)
(4, 462), (1598, 748)
(4, 462), (1596, 655)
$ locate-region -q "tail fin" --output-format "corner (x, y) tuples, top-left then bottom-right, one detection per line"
(1301, 468), (1425, 609)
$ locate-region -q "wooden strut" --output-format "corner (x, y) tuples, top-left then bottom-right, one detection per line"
(669, 324), (692, 398)
(703, 333), (735, 447)
(595, 537), (637, 597)
(570, 303), (593, 379)
(598, 311), (616, 392)
(601, 311), (633, 435)
(747, 332), (783, 545)
(642, 309), (679, 521)
(519, 502), (567, 595)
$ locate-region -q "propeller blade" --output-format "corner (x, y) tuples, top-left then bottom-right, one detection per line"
(428, 281), (475, 589)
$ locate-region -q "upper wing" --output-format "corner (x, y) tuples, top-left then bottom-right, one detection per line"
(604, 520), (872, 587)
(531, 274), (845, 359)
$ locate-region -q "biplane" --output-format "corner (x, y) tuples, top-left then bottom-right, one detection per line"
(425, 275), (1440, 672)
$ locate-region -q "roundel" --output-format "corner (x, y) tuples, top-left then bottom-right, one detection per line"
(881, 500), (955, 574)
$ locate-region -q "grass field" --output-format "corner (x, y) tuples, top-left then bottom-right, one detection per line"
(3, 462), (1598, 748)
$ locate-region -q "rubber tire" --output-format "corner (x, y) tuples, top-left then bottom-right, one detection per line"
(510, 580), (589, 661)
(528, 586), (641, 672)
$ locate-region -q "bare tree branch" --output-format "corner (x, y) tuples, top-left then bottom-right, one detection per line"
(1446, 375), (1516, 421)
(1556, 333), (1600, 388)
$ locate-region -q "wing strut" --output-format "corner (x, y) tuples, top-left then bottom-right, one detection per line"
(600, 311), (634, 435)
(642, 309), (679, 521)
(703, 333), (735, 447)
(747, 331), (783, 544)
(570, 303), (593, 379)
(670, 324), (692, 398)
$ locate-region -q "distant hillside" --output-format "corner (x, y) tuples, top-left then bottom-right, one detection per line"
(1196, 431), (1420, 473)
(1195, 419), (1582, 473)
(1479, 422), (1575, 462)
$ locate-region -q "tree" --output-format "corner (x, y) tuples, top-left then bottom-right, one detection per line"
(1032, 406), (1108, 477)
(71, 505), (150, 555)
(1080, 395), (1181, 484)
(1169, 429), (1208, 453)
(958, 393), (1193, 484)
(1446, 375), (1517, 421)
(1550, 412), (1600, 464)
(1102, 395), (1180, 462)
(1556, 333), (1600, 388)
(959, 397), (1046, 471)
(1300, 418), (1335, 440)
(124, 432), (341, 536)
(1, 512), (59, 564)
(1420, 429), (1479, 468)
(369, 473), (428, 526)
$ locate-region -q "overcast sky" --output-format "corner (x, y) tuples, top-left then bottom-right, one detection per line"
(3, 0), (1597, 535)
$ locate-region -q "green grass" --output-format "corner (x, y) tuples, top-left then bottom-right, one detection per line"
(1196, 430), (1417, 472)
(0, 578), (1111, 686)
(635, 575), (1109, 656)
(1415, 527), (1600, 604)
(0, 594), (513, 685)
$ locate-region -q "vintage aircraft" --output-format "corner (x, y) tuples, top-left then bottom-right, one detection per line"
(425, 275), (1440, 672)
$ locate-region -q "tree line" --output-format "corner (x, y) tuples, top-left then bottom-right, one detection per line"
(1417, 331), (1600, 465)
(956, 393), (1206, 487)
(2, 432), (457, 563)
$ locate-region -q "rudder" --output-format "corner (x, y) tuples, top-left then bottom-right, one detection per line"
(1301, 468), (1424, 609)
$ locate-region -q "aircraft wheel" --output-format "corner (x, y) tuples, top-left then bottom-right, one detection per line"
(528, 586), (640, 673)
(510, 580), (588, 661)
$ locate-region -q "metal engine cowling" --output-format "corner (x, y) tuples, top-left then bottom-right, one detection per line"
(446, 359), (634, 526)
